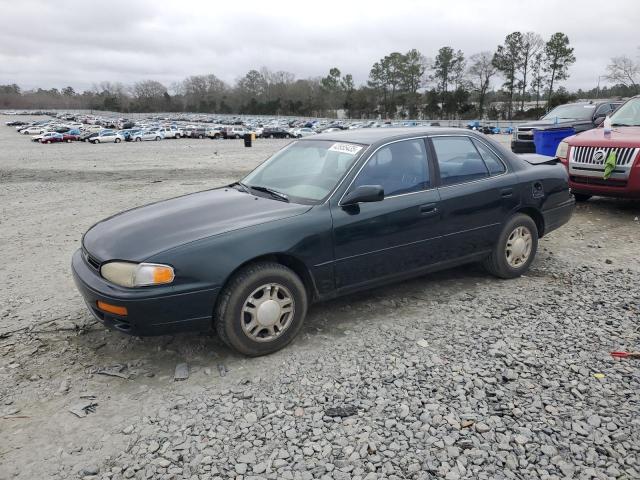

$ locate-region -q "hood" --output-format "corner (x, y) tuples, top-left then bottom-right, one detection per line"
(83, 187), (311, 262)
(518, 118), (589, 129)
(566, 126), (640, 148)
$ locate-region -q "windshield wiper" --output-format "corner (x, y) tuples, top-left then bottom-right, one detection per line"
(247, 185), (289, 202)
(229, 181), (250, 193)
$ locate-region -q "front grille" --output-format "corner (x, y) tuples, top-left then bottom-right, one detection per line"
(517, 127), (534, 141)
(571, 146), (638, 166)
(83, 249), (101, 271)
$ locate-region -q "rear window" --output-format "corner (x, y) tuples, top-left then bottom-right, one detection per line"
(432, 136), (489, 185)
(472, 139), (506, 175)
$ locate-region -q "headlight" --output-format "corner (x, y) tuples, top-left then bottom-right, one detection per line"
(100, 262), (175, 287)
(555, 141), (569, 158)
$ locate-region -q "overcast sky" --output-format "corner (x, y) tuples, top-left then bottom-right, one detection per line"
(1, 0), (638, 93)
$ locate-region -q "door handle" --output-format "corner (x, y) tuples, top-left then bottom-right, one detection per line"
(420, 203), (439, 217)
(500, 188), (514, 198)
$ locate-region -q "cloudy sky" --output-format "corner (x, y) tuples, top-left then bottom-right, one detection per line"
(1, 0), (638, 92)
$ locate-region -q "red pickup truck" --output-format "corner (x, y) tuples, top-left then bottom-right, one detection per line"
(555, 96), (640, 200)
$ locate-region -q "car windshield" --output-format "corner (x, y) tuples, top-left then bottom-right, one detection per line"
(609, 97), (640, 126)
(542, 104), (595, 120)
(241, 140), (365, 204)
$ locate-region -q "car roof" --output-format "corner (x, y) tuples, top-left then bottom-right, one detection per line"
(300, 127), (477, 145)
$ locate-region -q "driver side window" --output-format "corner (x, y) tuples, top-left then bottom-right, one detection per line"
(351, 139), (430, 197)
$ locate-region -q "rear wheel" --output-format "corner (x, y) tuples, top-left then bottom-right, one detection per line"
(198, 134), (203, 139)
(114, 138), (121, 143)
(215, 262), (308, 356)
(155, 136), (160, 141)
(67, 139), (72, 143)
(483, 214), (538, 279)
(573, 193), (592, 202)
(93, 139), (99, 144)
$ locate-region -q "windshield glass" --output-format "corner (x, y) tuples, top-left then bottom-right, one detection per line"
(242, 140), (365, 204)
(610, 97), (640, 126)
(542, 104), (595, 120)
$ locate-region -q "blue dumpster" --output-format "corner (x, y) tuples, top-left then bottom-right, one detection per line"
(533, 128), (575, 156)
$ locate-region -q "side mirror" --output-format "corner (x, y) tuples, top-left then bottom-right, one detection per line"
(593, 115), (605, 126)
(341, 185), (384, 206)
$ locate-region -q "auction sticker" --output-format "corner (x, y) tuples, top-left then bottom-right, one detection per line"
(329, 143), (364, 155)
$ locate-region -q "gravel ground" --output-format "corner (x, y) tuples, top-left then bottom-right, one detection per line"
(1, 116), (639, 480)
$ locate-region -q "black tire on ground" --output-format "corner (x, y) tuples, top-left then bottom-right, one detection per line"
(198, 134), (203, 139)
(115, 138), (121, 143)
(215, 262), (308, 357)
(93, 140), (99, 144)
(176, 134), (181, 139)
(269, 134), (274, 139)
(136, 137), (141, 142)
(573, 193), (592, 202)
(483, 213), (538, 279)
(67, 139), (72, 143)
(285, 134), (290, 138)
(155, 136), (161, 141)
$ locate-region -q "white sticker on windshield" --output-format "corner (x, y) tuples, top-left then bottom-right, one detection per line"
(584, 105), (595, 108)
(329, 143), (363, 155)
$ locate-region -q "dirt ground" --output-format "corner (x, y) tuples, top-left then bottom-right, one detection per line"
(1, 116), (639, 480)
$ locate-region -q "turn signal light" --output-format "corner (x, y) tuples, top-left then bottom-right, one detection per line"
(97, 301), (128, 317)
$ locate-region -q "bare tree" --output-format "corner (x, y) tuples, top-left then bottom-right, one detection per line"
(468, 51), (496, 118)
(605, 54), (639, 93)
(519, 32), (543, 110)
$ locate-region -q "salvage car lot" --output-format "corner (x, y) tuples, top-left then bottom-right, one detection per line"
(1, 115), (639, 479)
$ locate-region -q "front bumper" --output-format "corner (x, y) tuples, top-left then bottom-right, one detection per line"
(511, 140), (536, 154)
(71, 249), (218, 336)
(541, 197), (575, 235)
(569, 175), (640, 199)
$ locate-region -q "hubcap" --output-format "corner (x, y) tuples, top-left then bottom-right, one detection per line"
(505, 226), (532, 268)
(241, 283), (294, 342)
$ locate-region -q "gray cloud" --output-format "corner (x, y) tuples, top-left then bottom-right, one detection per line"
(1, 0), (638, 92)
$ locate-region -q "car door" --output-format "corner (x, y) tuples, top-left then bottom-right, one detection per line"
(331, 138), (442, 291)
(429, 135), (518, 260)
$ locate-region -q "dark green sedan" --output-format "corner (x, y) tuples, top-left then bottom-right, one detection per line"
(72, 128), (574, 356)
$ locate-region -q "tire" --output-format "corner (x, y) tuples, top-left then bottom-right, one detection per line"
(573, 193), (591, 202)
(115, 138), (121, 143)
(285, 134), (290, 138)
(235, 134), (240, 139)
(45, 140), (50, 144)
(155, 136), (160, 141)
(215, 262), (308, 356)
(176, 134), (181, 139)
(269, 134), (274, 139)
(198, 134), (203, 139)
(93, 139), (99, 144)
(66, 139), (72, 143)
(483, 213), (538, 279)
(135, 137), (141, 142)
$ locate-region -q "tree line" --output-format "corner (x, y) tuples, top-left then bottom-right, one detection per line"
(1, 34), (638, 120)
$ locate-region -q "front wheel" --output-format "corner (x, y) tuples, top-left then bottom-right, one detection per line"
(573, 193), (591, 202)
(215, 262), (308, 356)
(483, 214), (538, 279)
(155, 136), (160, 141)
(93, 139), (100, 144)
(175, 134), (181, 139)
(114, 138), (121, 143)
